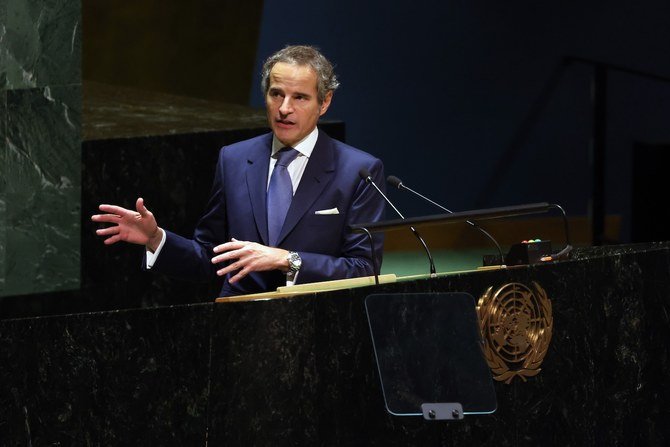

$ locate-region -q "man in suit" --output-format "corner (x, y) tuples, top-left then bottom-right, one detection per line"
(91, 45), (385, 296)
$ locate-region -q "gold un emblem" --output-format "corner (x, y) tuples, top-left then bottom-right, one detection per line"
(477, 282), (553, 384)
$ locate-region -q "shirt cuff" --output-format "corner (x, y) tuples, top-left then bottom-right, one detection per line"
(145, 229), (167, 269)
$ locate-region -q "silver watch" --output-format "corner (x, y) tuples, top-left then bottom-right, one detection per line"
(287, 251), (302, 274)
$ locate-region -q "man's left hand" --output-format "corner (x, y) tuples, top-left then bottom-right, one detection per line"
(212, 238), (289, 283)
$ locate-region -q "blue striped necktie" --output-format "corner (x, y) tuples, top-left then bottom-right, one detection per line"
(267, 147), (299, 246)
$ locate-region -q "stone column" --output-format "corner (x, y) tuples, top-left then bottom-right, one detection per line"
(0, 0), (81, 296)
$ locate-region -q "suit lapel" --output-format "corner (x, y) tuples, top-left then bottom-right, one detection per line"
(277, 131), (336, 245)
(246, 134), (273, 245)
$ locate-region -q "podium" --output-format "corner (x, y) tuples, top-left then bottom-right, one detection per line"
(1, 242), (670, 445)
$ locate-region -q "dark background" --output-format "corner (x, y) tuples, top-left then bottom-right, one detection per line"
(249, 0), (670, 243)
(84, 0), (670, 244)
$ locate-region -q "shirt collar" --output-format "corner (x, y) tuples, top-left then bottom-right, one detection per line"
(271, 127), (319, 159)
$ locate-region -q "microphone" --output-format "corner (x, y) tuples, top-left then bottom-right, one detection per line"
(360, 169), (437, 276)
(387, 175), (505, 266)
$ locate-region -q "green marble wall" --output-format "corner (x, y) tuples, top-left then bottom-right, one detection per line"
(0, 0), (81, 296)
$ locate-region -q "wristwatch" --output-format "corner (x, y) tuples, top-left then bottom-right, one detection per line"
(287, 251), (302, 280)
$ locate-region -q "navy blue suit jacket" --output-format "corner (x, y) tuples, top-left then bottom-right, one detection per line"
(151, 130), (385, 297)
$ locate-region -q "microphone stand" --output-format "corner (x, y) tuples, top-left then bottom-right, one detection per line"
(360, 170), (437, 277)
(388, 176), (505, 266)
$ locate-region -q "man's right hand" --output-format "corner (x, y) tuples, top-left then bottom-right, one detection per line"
(91, 197), (163, 252)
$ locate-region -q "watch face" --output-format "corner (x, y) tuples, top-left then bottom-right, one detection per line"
(289, 252), (302, 271)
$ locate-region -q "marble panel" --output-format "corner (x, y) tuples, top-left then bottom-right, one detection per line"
(0, 91), (6, 291)
(3, 85), (80, 296)
(0, 244), (668, 444)
(207, 244), (670, 445)
(208, 296), (320, 444)
(0, 0), (80, 90)
(309, 286), (511, 447)
(82, 81), (269, 140)
(0, 303), (212, 445)
(209, 283), (513, 446)
(0, 2), (5, 89)
(481, 247), (670, 445)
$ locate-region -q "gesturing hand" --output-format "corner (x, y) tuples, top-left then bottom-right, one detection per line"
(212, 238), (289, 284)
(91, 197), (163, 251)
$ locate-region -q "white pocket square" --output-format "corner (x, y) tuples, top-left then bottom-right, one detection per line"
(314, 207), (339, 215)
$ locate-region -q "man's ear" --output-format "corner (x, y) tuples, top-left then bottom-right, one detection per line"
(319, 91), (333, 116)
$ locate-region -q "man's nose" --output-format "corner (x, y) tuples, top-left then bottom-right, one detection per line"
(279, 97), (293, 115)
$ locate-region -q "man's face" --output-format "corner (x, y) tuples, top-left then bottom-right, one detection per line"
(266, 62), (332, 147)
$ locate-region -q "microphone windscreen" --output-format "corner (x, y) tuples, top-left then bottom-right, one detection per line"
(359, 168), (371, 180)
(387, 175), (402, 188)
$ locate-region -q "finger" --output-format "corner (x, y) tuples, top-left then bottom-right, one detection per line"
(213, 240), (246, 254)
(91, 214), (122, 223)
(211, 254), (226, 265)
(103, 234), (122, 245)
(98, 204), (132, 216)
(213, 242), (239, 253)
(212, 247), (245, 264)
(96, 226), (120, 236)
(217, 261), (249, 282)
(216, 257), (246, 276)
(216, 262), (239, 277)
(136, 197), (149, 216)
(228, 266), (251, 284)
